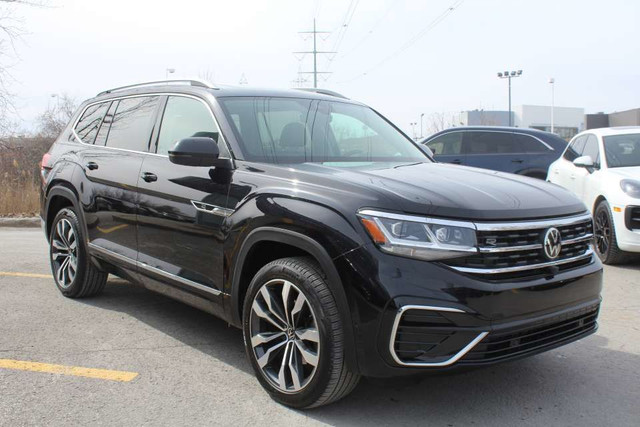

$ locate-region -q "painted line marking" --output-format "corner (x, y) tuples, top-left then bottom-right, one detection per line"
(0, 359), (138, 382)
(0, 272), (51, 278)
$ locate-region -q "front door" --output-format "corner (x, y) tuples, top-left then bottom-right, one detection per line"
(136, 95), (231, 303)
(425, 131), (465, 165)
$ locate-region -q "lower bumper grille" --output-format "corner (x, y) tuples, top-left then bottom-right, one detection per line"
(625, 206), (640, 230)
(461, 304), (599, 364)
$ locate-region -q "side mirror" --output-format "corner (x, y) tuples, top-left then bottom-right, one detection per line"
(419, 144), (434, 157)
(168, 137), (232, 168)
(573, 155), (594, 169)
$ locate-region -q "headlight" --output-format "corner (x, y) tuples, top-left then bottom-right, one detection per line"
(357, 209), (477, 261)
(620, 179), (640, 198)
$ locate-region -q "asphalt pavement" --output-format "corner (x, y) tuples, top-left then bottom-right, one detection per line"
(0, 228), (638, 426)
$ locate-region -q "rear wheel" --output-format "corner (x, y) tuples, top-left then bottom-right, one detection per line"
(594, 200), (633, 265)
(242, 257), (360, 408)
(49, 207), (107, 297)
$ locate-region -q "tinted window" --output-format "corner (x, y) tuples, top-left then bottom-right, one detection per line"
(426, 132), (463, 155)
(157, 96), (227, 157)
(75, 102), (109, 144)
(604, 133), (640, 168)
(219, 97), (425, 163)
(94, 102), (117, 146)
(563, 135), (586, 162)
(466, 131), (519, 154)
(513, 133), (550, 153)
(582, 134), (600, 165)
(104, 96), (159, 152)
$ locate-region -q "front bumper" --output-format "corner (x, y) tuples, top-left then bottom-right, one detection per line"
(335, 244), (603, 377)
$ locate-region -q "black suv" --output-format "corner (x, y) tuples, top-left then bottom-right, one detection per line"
(40, 80), (602, 408)
(423, 126), (568, 179)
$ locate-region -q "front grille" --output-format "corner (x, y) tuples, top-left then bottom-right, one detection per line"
(443, 213), (594, 281)
(462, 304), (599, 363)
(625, 206), (640, 230)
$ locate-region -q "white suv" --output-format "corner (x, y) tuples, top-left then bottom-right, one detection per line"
(548, 127), (640, 264)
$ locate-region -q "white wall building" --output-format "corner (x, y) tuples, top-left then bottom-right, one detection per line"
(514, 105), (584, 140)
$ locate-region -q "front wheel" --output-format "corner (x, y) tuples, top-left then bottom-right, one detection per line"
(242, 257), (360, 408)
(594, 200), (633, 265)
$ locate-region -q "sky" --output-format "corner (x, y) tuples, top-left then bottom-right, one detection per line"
(7, 0), (640, 136)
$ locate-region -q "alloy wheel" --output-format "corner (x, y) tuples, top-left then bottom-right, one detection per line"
(594, 210), (611, 257)
(249, 279), (320, 394)
(51, 218), (78, 288)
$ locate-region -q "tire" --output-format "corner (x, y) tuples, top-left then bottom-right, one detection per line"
(49, 207), (108, 298)
(594, 200), (633, 265)
(242, 257), (360, 408)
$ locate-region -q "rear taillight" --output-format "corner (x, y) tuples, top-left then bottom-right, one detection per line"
(40, 153), (52, 171)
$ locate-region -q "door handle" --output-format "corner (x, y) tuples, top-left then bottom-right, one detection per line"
(511, 159), (524, 163)
(451, 159), (462, 164)
(141, 172), (158, 183)
(85, 162), (99, 170)
(570, 174), (576, 180)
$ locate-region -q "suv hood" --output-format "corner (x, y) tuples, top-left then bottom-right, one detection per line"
(606, 166), (640, 180)
(294, 162), (586, 220)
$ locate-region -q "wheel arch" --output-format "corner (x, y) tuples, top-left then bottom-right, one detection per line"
(230, 226), (359, 373)
(45, 183), (86, 242)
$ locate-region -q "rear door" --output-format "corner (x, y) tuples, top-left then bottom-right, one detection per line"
(463, 130), (524, 173)
(424, 131), (465, 165)
(551, 135), (587, 194)
(136, 95), (231, 304)
(512, 132), (556, 177)
(78, 95), (161, 261)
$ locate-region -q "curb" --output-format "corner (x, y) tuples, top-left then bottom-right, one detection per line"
(0, 217), (41, 228)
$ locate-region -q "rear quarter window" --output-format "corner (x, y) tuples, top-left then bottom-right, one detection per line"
(74, 102), (110, 144)
(513, 134), (551, 153)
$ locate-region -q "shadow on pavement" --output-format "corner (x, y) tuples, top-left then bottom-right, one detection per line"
(81, 279), (638, 426)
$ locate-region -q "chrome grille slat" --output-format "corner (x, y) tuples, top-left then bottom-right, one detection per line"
(443, 214), (595, 280)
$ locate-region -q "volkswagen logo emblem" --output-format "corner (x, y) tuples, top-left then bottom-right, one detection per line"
(543, 227), (562, 260)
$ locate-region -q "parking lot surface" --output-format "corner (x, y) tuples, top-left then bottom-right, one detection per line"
(0, 228), (638, 426)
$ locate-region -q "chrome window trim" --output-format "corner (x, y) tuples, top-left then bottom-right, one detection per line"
(87, 243), (225, 297)
(478, 233), (594, 253)
(449, 248), (594, 274)
(389, 305), (488, 367)
(71, 92), (233, 161)
(426, 129), (554, 151)
(474, 213), (592, 231)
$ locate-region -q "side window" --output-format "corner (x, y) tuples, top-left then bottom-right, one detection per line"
(94, 102), (117, 146)
(513, 134), (550, 153)
(563, 136), (586, 162)
(582, 134), (600, 165)
(426, 132), (463, 155)
(104, 96), (160, 152)
(74, 102), (109, 144)
(157, 96), (228, 157)
(466, 131), (520, 154)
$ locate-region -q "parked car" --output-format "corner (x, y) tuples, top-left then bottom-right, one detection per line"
(40, 80), (602, 408)
(548, 127), (640, 264)
(422, 126), (567, 179)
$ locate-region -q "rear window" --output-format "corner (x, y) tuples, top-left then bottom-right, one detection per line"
(74, 102), (110, 144)
(103, 96), (160, 152)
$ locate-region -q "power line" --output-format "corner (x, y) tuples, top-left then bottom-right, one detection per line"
(294, 19), (335, 88)
(339, 0), (398, 58)
(330, 0), (360, 54)
(336, 0), (465, 84)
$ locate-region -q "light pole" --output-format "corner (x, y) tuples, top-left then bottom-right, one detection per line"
(420, 113), (425, 139)
(549, 77), (555, 133)
(497, 70), (523, 127)
(410, 122), (417, 141)
(166, 68), (175, 80)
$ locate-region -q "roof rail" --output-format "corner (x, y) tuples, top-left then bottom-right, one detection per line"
(97, 79), (218, 97)
(294, 88), (349, 99)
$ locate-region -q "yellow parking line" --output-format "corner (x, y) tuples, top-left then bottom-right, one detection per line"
(0, 359), (138, 382)
(0, 272), (51, 278)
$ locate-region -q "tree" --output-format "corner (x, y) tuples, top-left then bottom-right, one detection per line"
(36, 94), (77, 139)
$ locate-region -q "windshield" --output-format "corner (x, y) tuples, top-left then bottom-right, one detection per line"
(218, 97), (427, 164)
(604, 133), (640, 168)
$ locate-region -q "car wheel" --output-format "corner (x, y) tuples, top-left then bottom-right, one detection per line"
(242, 257), (360, 408)
(594, 201), (632, 265)
(49, 207), (108, 297)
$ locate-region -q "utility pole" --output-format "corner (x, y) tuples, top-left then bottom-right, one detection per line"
(497, 70), (523, 127)
(295, 19), (334, 88)
(549, 77), (555, 133)
(420, 113), (425, 139)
